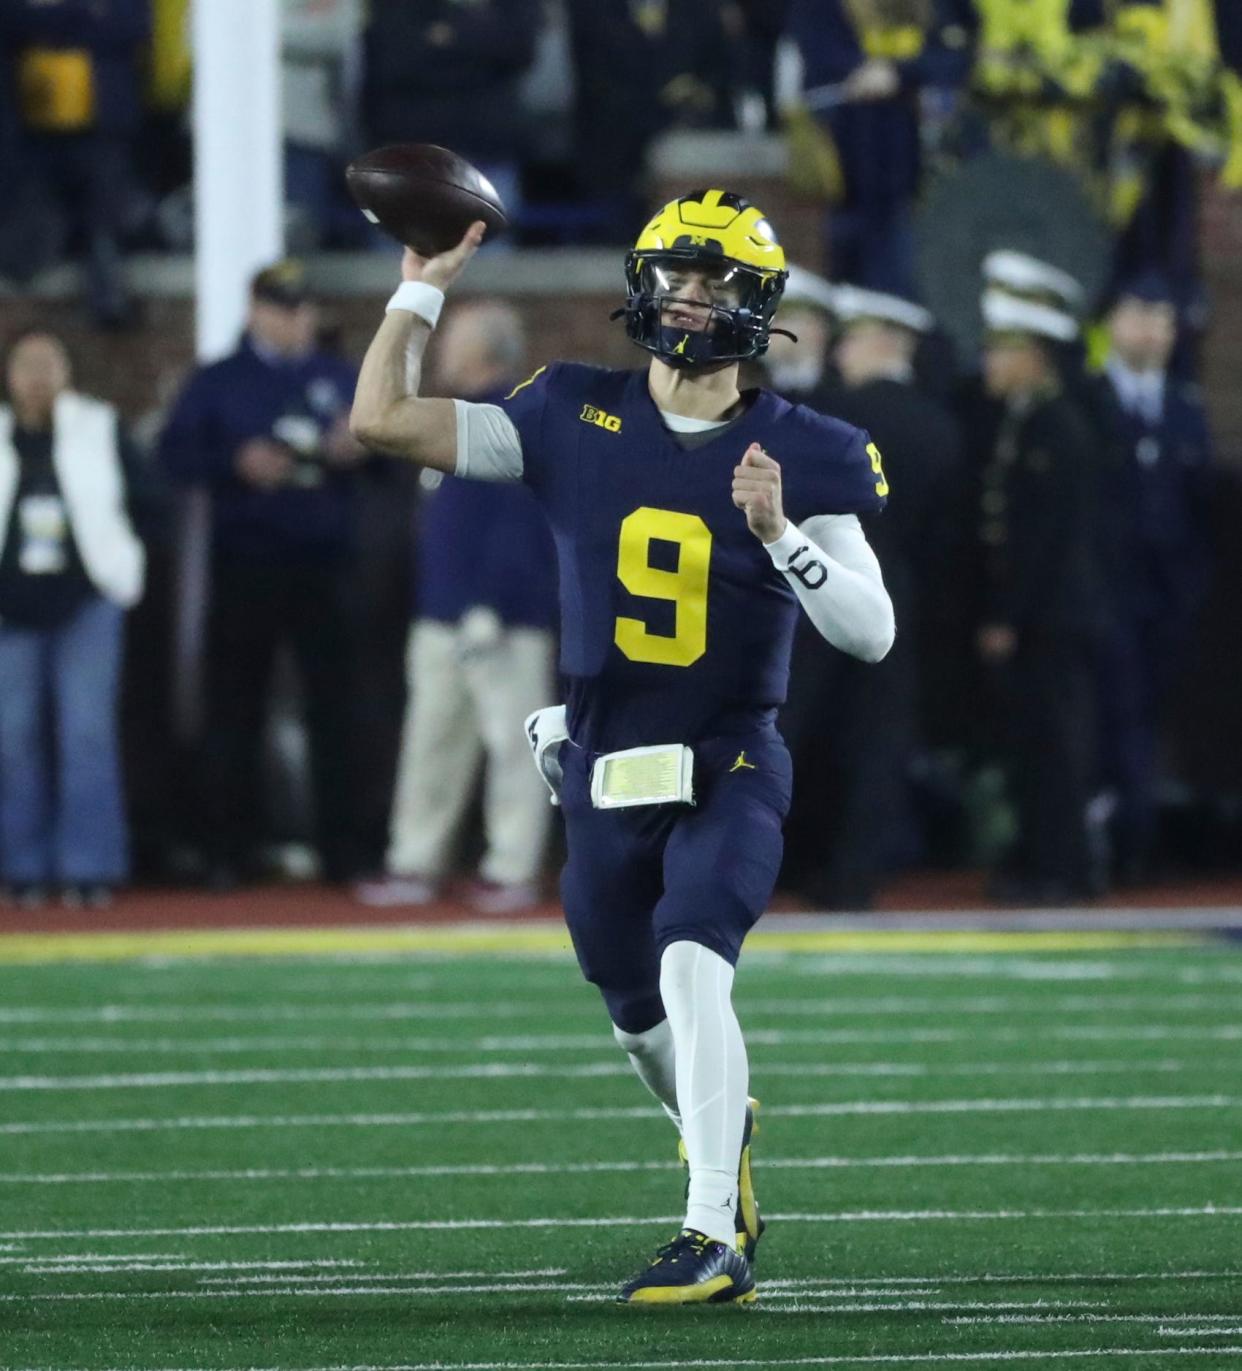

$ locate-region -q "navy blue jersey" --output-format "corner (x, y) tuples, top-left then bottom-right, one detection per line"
(499, 363), (886, 753)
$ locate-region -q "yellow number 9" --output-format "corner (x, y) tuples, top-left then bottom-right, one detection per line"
(867, 441), (889, 497)
(614, 507), (712, 667)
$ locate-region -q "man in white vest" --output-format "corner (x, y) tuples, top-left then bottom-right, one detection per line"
(0, 329), (144, 908)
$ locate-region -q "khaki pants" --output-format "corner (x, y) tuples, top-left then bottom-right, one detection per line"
(386, 616), (555, 885)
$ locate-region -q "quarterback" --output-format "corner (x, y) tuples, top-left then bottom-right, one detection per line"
(351, 190), (895, 1304)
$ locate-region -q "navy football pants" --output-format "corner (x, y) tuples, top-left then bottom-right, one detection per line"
(558, 728), (793, 1034)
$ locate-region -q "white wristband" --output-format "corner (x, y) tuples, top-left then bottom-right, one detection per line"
(386, 281), (445, 328)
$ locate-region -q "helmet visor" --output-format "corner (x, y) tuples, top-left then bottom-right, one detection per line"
(639, 258), (752, 336)
(622, 248), (786, 365)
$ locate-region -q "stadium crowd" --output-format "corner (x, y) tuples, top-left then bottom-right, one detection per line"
(2, 3), (1241, 301)
(0, 0), (1239, 910)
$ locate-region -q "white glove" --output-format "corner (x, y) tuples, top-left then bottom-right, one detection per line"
(524, 703), (569, 805)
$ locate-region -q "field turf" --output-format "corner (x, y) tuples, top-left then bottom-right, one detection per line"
(1, 927), (1240, 1370)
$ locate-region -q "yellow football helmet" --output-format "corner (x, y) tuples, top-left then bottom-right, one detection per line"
(619, 189), (789, 367)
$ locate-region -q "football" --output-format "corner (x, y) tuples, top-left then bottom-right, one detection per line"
(345, 143), (509, 256)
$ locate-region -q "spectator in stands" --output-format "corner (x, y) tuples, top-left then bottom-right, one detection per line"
(158, 261), (366, 889)
(971, 287), (1108, 903)
(0, 329), (145, 909)
(780, 286), (963, 908)
(565, 0), (745, 241)
(137, 0), (192, 251)
(785, 0), (976, 294)
(982, 248), (1092, 389)
(2, 0), (150, 328)
(356, 301), (557, 914)
(1092, 273), (1213, 885)
(362, 0), (541, 234)
(956, 249), (1091, 502)
(969, 0), (1105, 173)
(732, 0), (790, 130)
(1102, 0), (1224, 376)
(1218, 4), (1242, 72)
(0, 19), (20, 191)
(982, 249), (1087, 315)
(761, 264), (838, 401)
(283, 0), (363, 250)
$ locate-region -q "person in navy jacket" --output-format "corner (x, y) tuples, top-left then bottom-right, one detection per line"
(1, 0), (150, 326)
(1091, 273), (1213, 884)
(159, 261), (367, 887)
(785, 0), (975, 296)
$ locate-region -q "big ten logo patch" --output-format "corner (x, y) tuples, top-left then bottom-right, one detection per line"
(580, 404), (622, 433)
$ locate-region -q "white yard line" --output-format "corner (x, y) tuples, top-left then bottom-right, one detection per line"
(4, 1025), (1222, 1063)
(770, 1095), (1242, 1117)
(111, 952), (1242, 983)
(7, 1348), (1242, 1369)
(0, 1043), (1206, 1090)
(0, 1064), (636, 1091)
(0, 1020), (1233, 1047)
(0, 993), (1237, 1026)
(945, 1314), (1242, 1326)
(5, 1093), (1238, 1136)
(0, 1283), (591, 1302)
(0, 1003), (546, 1026)
(744, 993), (1241, 1016)
(568, 1296), (1108, 1310)
(1, 1262), (1231, 1288)
(0, 1059), (1217, 1092)
(3, 1149), (1238, 1185)
(0, 1033), (621, 1055)
(3, 1206), (1240, 1242)
(14, 1263), (360, 1275)
(763, 1269), (1242, 1288)
(0, 1106), (657, 1135)
(779, 955), (1242, 982)
(193, 1269), (566, 1285)
(6, 1289), (1115, 1310)
(0, 1251), (189, 1264)
(1159, 1329), (1242, 1337)
(8, 1258), (361, 1270)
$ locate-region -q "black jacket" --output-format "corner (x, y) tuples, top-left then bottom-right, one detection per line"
(364, 0), (539, 160)
(977, 391), (1108, 639)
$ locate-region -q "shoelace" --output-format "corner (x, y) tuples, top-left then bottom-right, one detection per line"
(650, 1228), (715, 1268)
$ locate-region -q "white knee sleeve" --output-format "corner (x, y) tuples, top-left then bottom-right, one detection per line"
(613, 1018), (681, 1131)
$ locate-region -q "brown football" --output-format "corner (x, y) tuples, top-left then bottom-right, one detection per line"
(345, 143), (508, 256)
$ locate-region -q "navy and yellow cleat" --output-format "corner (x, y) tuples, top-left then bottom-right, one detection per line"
(678, 1096), (766, 1260)
(736, 1098), (767, 1260)
(617, 1227), (757, 1305)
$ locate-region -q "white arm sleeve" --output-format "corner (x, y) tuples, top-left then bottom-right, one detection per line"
(764, 513), (895, 663)
(452, 400), (525, 482)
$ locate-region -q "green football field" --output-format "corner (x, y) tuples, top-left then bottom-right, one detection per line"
(2, 929), (1241, 1371)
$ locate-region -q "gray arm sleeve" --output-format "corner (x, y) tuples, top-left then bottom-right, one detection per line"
(452, 400), (525, 482)
(765, 513), (895, 663)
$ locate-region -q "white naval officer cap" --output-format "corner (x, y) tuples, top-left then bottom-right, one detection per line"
(780, 264), (839, 315)
(981, 287), (1080, 343)
(982, 250), (1085, 313)
(830, 284), (934, 334)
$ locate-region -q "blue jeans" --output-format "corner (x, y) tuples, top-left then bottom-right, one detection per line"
(0, 596), (129, 884)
